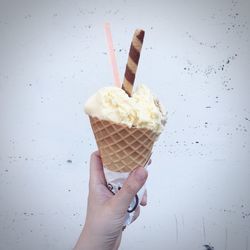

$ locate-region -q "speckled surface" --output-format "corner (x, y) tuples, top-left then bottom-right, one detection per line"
(0, 0), (249, 249)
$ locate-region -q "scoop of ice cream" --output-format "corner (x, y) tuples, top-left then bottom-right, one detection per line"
(84, 84), (166, 134)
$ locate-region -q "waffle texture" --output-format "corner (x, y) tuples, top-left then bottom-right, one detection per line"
(89, 116), (159, 172)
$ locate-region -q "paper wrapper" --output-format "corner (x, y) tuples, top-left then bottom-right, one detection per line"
(103, 162), (149, 226)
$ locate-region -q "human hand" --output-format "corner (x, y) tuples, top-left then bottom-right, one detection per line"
(74, 151), (148, 250)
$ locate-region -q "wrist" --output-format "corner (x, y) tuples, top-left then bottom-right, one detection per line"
(74, 224), (106, 250)
(75, 227), (99, 250)
(76, 224), (122, 250)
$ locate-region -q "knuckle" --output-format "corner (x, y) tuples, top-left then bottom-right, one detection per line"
(124, 183), (136, 196)
(90, 151), (96, 161)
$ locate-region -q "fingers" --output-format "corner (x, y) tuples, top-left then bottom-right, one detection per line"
(89, 151), (107, 186)
(111, 167), (148, 213)
(140, 189), (147, 206)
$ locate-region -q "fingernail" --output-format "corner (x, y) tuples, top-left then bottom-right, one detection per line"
(134, 167), (148, 182)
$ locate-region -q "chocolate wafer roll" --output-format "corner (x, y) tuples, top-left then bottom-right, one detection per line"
(122, 29), (145, 96)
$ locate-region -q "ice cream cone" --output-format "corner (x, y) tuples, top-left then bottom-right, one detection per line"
(89, 116), (159, 172)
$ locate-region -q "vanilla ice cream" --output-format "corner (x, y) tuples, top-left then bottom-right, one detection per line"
(84, 84), (166, 134)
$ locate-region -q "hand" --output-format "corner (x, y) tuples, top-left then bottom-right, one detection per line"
(74, 151), (148, 250)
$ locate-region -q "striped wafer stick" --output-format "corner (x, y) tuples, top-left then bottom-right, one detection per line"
(122, 29), (145, 96)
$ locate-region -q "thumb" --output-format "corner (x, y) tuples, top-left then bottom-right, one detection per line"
(111, 167), (148, 213)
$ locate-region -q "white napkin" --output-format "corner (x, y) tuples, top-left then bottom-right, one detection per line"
(103, 164), (148, 226)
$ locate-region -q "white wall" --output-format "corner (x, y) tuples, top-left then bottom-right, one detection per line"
(0, 0), (249, 249)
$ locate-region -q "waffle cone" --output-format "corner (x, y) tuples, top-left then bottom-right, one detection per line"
(89, 116), (159, 172)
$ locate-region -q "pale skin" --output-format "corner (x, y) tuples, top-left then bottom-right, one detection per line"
(74, 151), (148, 250)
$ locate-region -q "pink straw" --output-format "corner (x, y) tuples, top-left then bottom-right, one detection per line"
(104, 23), (121, 87)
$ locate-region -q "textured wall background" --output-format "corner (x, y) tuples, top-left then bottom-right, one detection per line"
(0, 0), (249, 249)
